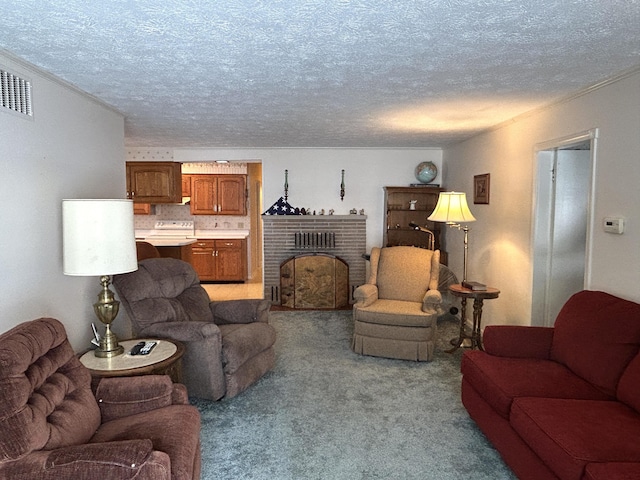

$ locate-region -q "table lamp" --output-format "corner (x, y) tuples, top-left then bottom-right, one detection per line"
(62, 199), (138, 357)
(428, 192), (476, 283)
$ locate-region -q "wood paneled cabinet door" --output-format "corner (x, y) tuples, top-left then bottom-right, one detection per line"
(190, 174), (246, 215)
(190, 240), (216, 280)
(133, 203), (153, 215)
(190, 239), (247, 282)
(190, 175), (217, 215)
(181, 174), (191, 197)
(215, 239), (246, 281)
(126, 162), (182, 204)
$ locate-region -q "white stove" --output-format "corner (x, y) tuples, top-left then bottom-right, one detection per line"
(143, 220), (196, 246)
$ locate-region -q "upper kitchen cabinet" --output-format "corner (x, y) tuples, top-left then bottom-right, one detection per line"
(190, 174), (247, 215)
(133, 203), (154, 215)
(181, 174), (191, 197)
(126, 162), (182, 204)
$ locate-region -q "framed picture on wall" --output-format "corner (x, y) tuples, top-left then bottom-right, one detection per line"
(474, 173), (490, 204)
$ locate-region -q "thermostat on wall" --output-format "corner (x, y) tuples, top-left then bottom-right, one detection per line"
(603, 217), (624, 234)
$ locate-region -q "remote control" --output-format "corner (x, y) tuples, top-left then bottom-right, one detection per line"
(129, 341), (146, 355)
(139, 341), (157, 355)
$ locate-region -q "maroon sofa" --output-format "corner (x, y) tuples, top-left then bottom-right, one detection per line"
(461, 290), (640, 480)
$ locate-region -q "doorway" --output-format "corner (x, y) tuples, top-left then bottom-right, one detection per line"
(531, 130), (597, 326)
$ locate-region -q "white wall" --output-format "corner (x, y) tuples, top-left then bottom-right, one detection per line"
(442, 69), (640, 327)
(0, 51), (126, 350)
(174, 148), (443, 252)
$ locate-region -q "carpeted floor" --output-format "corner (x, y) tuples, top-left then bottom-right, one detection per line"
(192, 310), (517, 480)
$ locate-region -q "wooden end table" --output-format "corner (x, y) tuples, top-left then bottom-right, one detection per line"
(446, 284), (500, 353)
(79, 338), (185, 391)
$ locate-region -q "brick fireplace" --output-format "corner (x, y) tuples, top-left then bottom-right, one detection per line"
(262, 215), (367, 306)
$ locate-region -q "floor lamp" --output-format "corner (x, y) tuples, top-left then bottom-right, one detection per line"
(63, 199), (138, 357)
(427, 192), (476, 283)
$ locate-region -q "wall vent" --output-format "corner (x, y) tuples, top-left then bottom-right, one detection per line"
(1, 69), (32, 116)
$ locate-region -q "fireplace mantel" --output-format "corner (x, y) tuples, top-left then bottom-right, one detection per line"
(262, 215), (366, 220)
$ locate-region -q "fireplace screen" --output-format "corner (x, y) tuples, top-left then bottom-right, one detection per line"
(280, 254), (349, 309)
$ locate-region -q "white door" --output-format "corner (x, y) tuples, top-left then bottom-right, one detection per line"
(531, 133), (595, 327)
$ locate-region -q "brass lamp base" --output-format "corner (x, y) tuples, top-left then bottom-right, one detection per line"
(93, 275), (125, 358)
(95, 325), (125, 358)
(95, 347), (124, 358)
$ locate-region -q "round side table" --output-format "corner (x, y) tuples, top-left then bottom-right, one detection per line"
(446, 284), (500, 353)
(79, 338), (185, 391)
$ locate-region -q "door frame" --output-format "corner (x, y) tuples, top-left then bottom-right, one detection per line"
(530, 128), (599, 326)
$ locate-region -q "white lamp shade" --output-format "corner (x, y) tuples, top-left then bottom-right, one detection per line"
(63, 199), (138, 276)
(428, 192), (476, 223)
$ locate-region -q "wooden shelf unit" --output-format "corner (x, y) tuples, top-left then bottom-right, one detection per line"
(383, 186), (447, 264)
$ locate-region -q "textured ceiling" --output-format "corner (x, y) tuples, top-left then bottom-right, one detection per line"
(1, 1), (639, 148)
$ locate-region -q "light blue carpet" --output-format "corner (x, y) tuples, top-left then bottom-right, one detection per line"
(192, 310), (517, 480)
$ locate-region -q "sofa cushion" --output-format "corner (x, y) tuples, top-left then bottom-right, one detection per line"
(0, 441), (172, 480)
(511, 397), (640, 480)
(91, 404), (200, 480)
(550, 291), (640, 397)
(96, 375), (176, 423)
(354, 299), (437, 327)
(0, 318), (101, 460)
(461, 351), (611, 419)
(483, 325), (554, 359)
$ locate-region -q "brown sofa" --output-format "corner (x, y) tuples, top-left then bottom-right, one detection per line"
(0, 317), (201, 479)
(113, 257), (276, 400)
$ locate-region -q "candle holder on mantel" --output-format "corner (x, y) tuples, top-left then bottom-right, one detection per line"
(284, 169), (289, 200)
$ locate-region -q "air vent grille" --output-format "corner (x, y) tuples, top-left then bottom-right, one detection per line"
(294, 232), (336, 250)
(1, 69), (32, 116)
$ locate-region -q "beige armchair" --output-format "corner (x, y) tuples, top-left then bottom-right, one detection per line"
(352, 246), (442, 361)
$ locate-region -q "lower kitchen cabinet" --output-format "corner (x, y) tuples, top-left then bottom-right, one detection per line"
(155, 245), (193, 263)
(191, 240), (216, 279)
(191, 239), (247, 282)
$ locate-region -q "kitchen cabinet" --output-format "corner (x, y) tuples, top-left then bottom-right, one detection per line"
(155, 244), (193, 263)
(190, 174), (246, 215)
(126, 162), (182, 204)
(191, 239), (247, 281)
(181, 174), (191, 197)
(383, 186), (447, 265)
(133, 203), (154, 215)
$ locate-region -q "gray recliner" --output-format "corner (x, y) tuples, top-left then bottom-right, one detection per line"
(113, 258), (276, 400)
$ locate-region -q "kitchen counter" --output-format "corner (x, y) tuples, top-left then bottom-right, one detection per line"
(140, 238), (198, 247)
(135, 230), (249, 246)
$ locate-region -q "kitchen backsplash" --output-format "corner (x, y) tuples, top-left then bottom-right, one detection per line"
(134, 204), (248, 231)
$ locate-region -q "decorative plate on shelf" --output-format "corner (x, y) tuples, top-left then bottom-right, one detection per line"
(414, 161), (438, 184)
